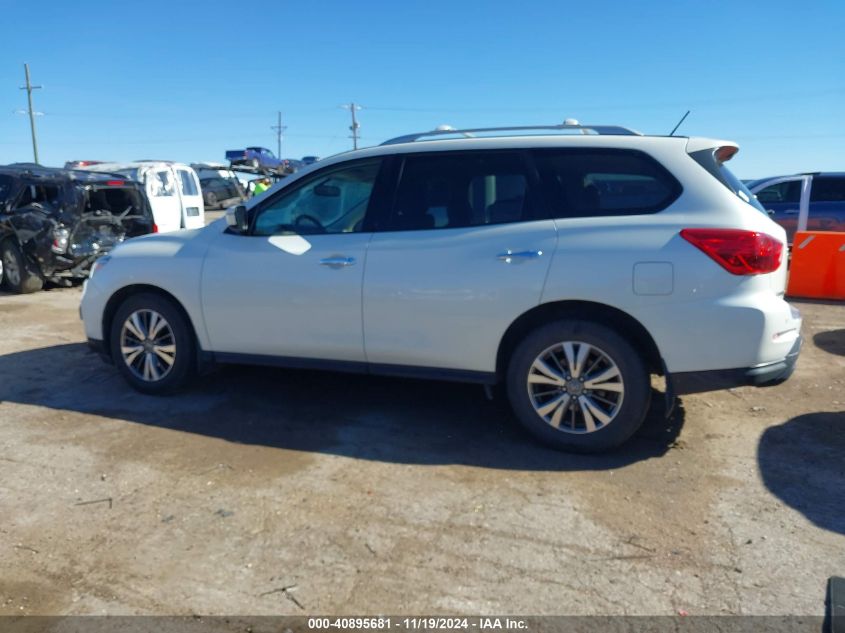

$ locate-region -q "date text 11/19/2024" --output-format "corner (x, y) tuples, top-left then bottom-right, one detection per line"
(307, 617), (529, 630)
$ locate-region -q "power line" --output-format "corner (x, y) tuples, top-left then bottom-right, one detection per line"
(18, 63), (43, 164)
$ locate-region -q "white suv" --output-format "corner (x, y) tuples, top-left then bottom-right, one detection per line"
(80, 123), (802, 452)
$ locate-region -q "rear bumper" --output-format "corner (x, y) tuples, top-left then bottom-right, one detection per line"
(672, 336), (802, 395)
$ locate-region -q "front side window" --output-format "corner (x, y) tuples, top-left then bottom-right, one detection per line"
(756, 180), (802, 204)
(253, 159), (380, 236)
(389, 152), (532, 231)
(178, 170), (199, 196)
(534, 149), (680, 218)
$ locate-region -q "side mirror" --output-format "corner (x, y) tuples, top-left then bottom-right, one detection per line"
(226, 205), (249, 233)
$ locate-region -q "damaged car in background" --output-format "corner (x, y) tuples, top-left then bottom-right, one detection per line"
(0, 164), (155, 294)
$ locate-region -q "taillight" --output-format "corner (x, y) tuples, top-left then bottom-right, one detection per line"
(106, 180), (124, 186)
(680, 228), (783, 275)
(152, 223), (159, 233)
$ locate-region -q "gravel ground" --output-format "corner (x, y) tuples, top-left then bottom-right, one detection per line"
(0, 286), (842, 616)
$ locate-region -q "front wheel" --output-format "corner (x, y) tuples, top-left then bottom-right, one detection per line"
(506, 320), (651, 453)
(109, 292), (195, 394)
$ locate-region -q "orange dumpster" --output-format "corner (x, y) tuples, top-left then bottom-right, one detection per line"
(787, 231), (845, 300)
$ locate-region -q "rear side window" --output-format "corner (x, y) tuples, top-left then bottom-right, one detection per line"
(390, 152), (533, 231)
(533, 149), (681, 218)
(178, 170), (199, 196)
(810, 177), (845, 202)
(15, 182), (63, 209)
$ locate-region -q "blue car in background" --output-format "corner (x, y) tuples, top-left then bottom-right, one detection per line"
(225, 147), (287, 174)
(749, 172), (845, 243)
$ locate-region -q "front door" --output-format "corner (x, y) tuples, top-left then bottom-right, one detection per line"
(201, 158), (383, 362)
(752, 176), (811, 242)
(363, 151), (557, 375)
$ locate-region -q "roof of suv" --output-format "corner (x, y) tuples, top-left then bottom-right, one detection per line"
(0, 163), (135, 183)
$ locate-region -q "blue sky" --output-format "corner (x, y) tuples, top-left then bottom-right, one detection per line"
(1, 0), (842, 178)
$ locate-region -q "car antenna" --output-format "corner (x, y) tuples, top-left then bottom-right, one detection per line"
(669, 110), (691, 136)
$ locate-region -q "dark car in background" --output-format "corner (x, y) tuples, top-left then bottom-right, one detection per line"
(750, 172), (845, 242)
(199, 175), (246, 208)
(225, 147), (287, 174)
(0, 164), (154, 293)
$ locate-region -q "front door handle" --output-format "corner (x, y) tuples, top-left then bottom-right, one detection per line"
(319, 256), (356, 268)
(497, 250), (543, 263)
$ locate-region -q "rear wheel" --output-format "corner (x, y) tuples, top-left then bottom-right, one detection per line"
(1, 239), (44, 294)
(109, 292), (195, 394)
(507, 320), (651, 453)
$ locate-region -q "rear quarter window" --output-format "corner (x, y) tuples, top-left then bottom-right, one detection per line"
(532, 149), (681, 218)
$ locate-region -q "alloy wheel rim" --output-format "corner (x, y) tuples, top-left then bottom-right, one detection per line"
(120, 309), (176, 382)
(526, 341), (625, 434)
(3, 251), (20, 286)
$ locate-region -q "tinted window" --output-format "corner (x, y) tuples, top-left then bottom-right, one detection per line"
(178, 170), (199, 196)
(810, 177), (845, 202)
(390, 152), (532, 231)
(534, 149), (680, 217)
(253, 159), (380, 236)
(756, 181), (802, 204)
(0, 175), (13, 202)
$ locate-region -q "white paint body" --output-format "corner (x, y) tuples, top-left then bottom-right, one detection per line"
(81, 134), (801, 378)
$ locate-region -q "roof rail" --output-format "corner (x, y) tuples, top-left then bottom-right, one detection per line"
(381, 122), (641, 146)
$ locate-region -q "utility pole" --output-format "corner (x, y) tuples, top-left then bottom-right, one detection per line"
(342, 102), (362, 149)
(19, 63), (42, 164)
(271, 111), (286, 157)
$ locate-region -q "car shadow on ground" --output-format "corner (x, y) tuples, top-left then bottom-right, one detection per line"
(813, 329), (845, 357)
(758, 411), (845, 535)
(0, 343), (685, 472)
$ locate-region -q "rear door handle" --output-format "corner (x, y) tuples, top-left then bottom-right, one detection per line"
(319, 256), (356, 268)
(497, 250), (543, 263)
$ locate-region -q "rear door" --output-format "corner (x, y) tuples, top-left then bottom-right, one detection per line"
(751, 176), (811, 242)
(142, 166), (182, 233)
(807, 176), (845, 233)
(362, 150), (557, 376)
(174, 166), (205, 229)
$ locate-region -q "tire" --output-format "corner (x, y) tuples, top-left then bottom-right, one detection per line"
(1, 239), (44, 294)
(109, 292), (196, 394)
(506, 320), (651, 453)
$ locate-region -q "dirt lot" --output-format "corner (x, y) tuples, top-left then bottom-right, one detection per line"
(0, 286), (843, 616)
